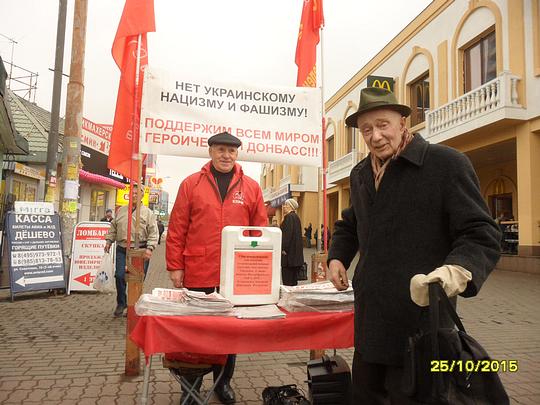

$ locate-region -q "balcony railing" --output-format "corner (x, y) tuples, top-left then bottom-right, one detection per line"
(262, 187), (274, 202)
(328, 150), (358, 184)
(427, 71), (523, 141)
(279, 175), (291, 188)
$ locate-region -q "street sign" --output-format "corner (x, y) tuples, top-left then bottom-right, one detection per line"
(68, 221), (112, 293)
(5, 211), (66, 300)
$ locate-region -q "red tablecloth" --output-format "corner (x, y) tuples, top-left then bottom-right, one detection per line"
(130, 311), (354, 356)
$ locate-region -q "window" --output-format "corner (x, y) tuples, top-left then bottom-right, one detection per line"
(12, 180), (37, 202)
(326, 135), (335, 163)
(90, 190), (107, 221)
(464, 29), (496, 92)
(283, 165), (289, 176)
(345, 127), (356, 154)
(409, 72), (430, 127)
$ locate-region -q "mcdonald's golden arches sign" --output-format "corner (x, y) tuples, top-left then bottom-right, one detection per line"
(367, 75), (395, 92)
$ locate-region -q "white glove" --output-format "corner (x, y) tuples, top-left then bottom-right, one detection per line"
(410, 265), (472, 307)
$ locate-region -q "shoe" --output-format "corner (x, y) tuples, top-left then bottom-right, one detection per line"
(113, 305), (126, 317)
(215, 382), (236, 404)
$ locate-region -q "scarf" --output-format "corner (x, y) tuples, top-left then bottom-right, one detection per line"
(370, 129), (414, 190)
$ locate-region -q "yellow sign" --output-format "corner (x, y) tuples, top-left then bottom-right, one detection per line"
(367, 75), (395, 92)
(67, 164), (78, 180)
(116, 184), (150, 207)
(14, 163), (45, 180)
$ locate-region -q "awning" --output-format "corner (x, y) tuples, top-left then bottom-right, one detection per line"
(79, 169), (126, 189)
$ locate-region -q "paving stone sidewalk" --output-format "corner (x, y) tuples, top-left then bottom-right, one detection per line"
(0, 242), (538, 404)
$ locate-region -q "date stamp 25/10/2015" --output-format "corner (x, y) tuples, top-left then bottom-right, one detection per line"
(430, 359), (518, 373)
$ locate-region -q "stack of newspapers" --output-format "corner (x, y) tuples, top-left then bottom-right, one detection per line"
(278, 281), (354, 312)
(135, 288), (235, 316)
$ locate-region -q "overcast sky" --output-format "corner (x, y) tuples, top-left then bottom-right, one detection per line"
(1, 0), (431, 206)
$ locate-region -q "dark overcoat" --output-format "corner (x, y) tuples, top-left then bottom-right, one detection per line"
(281, 211), (304, 267)
(328, 134), (501, 366)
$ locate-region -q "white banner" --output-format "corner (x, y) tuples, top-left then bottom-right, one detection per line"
(68, 222), (111, 293)
(139, 66), (323, 167)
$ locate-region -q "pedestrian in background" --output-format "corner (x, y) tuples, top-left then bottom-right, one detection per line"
(304, 223), (312, 248)
(100, 208), (113, 223)
(328, 87), (500, 403)
(166, 131), (267, 404)
(280, 198), (304, 286)
(105, 183), (158, 317)
(157, 219), (165, 244)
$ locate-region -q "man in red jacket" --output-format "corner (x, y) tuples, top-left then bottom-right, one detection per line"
(166, 131), (267, 404)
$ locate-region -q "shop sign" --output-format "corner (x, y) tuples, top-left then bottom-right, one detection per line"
(116, 184), (150, 207)
(68, 221), (111, 293)
(14, 201), (54, 215)
(81, 145), (129, 183)
(81, 118), (111, 154)
(13, 163), (44, 180)
(149, 192), (160, 204)
(367, 75), (395, 92)
(5, 212), (66, 300)
(270, 184), (291, 208)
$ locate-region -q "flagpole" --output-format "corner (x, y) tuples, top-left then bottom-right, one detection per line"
(125, 33), (144, 377)
(320, 22), (328, 254)
(133, 33), (143, 249)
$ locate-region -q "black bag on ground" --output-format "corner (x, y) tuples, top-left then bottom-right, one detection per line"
(402, 282), (510, 404)
(307, 355), (351, 404)
(297, 262), (308, 281)
(262, 384), (309, 405)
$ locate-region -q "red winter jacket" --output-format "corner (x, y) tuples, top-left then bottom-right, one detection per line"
(166, 161), (267, 287)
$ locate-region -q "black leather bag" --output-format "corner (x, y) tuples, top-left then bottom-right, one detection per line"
(297, 262), (308, 281)
(402, 283), (510, 404)
(262, 384), (309, 405)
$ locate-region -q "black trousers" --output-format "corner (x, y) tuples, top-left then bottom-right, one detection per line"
(281, 266), (300, 286)
(352, 351), (427, 404)
(188, 287), (235, 384)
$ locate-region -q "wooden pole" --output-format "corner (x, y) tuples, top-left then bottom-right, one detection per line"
(59, 0), (87, 282)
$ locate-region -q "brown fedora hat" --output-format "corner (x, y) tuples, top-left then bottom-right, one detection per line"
(345, 87), (411, 128)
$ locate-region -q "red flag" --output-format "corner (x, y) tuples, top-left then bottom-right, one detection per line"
(295, 0), (324, 87)
(108, 0), (155, 180)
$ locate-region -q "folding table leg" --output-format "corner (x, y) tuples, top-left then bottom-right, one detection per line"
(141, 355), (153, 405)
(201, 365), (226, 405)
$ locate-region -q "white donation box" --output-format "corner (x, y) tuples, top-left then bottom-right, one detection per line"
(220, 226), (282, 305)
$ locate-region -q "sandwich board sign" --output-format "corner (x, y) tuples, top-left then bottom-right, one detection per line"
(68, 221), (111, 293)
(5, 203), (66, 301)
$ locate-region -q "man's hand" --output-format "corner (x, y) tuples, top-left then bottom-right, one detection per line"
(144, 248), (153, 260)
(328, 259), (349, 290)
(104, 242), (111, 253)
(169, 269), (185, 288)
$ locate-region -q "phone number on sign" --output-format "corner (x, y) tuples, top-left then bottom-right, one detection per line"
(430, 360), (518, 373)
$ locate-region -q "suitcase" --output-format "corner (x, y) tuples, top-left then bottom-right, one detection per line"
(307, 355), (351, 405)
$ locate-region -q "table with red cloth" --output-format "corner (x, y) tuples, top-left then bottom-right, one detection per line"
(131, 311), (354, 404)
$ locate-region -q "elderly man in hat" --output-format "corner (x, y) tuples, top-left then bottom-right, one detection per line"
(327, 87), (501, 403)
(166, 131), (267, 404)
(280, 198), (304, 286)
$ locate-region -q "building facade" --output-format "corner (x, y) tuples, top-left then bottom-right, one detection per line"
(324, 0), (540, 272)
(260, 163), (319, 240)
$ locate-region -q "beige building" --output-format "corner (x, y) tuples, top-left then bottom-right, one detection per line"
(259, 0), (540, 269)
(322, 0), (540, 272)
